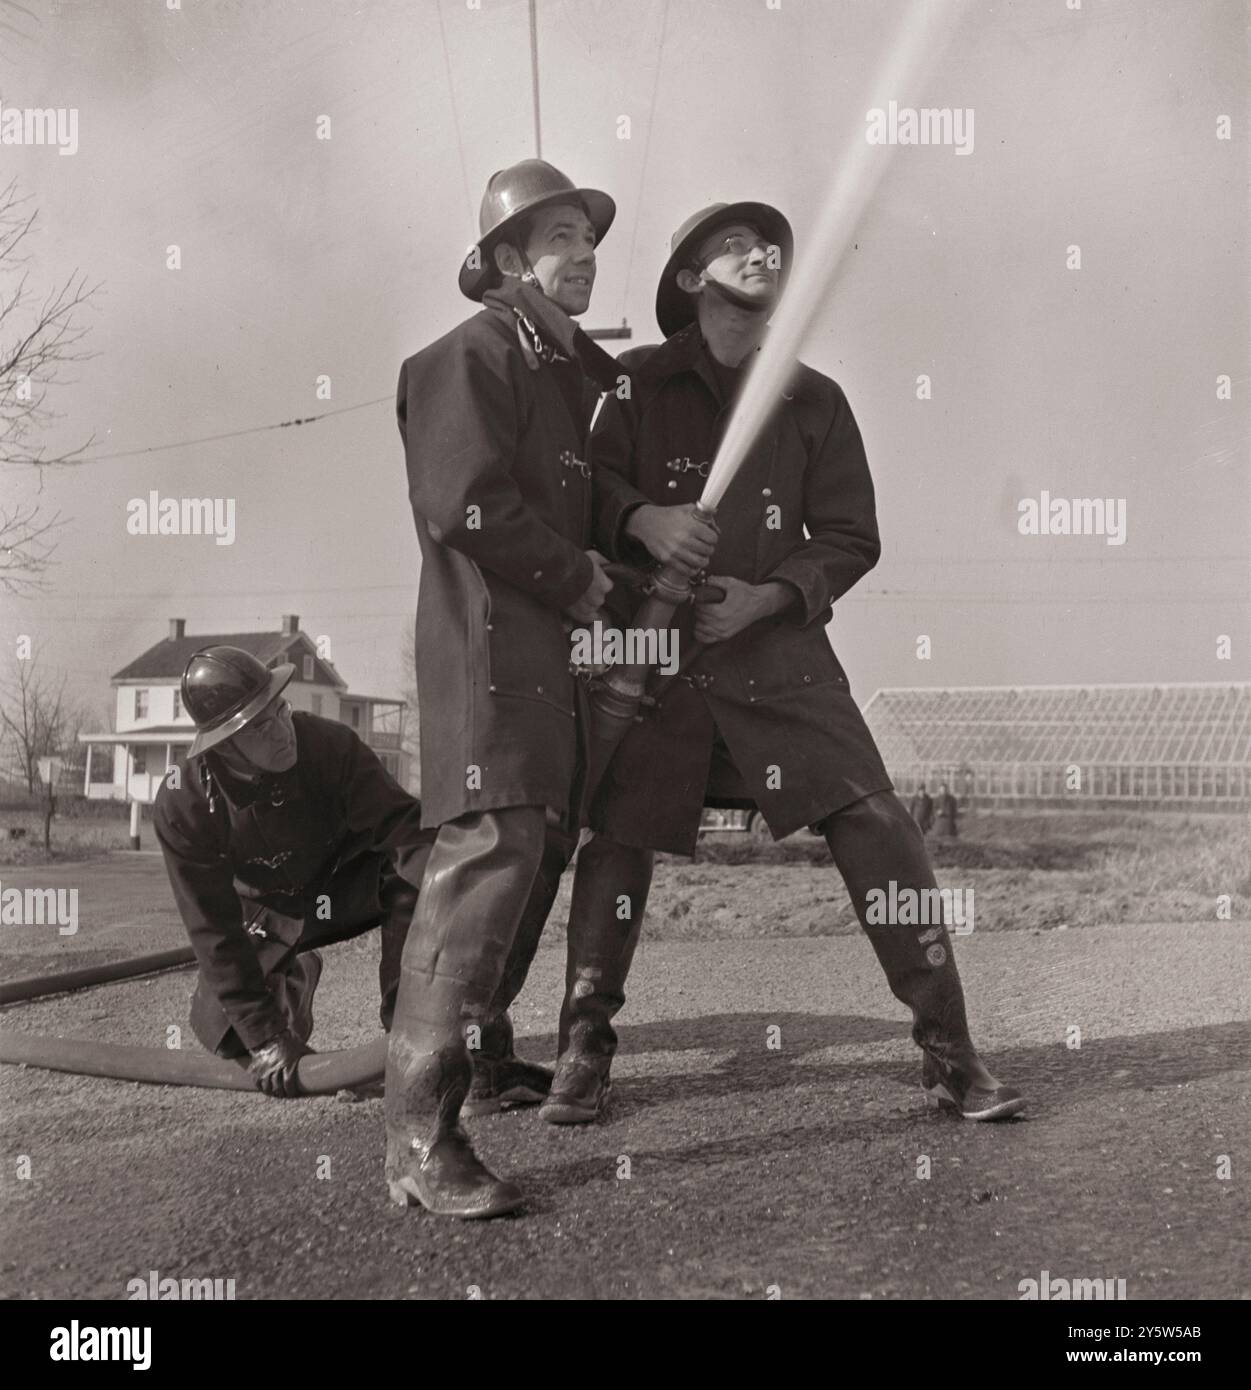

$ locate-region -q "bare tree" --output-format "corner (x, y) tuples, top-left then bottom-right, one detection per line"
(0, 177), (99, 593)
(0, 651), (84, 794)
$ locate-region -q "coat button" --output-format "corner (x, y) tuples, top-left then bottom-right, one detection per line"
(667, 480), (677, 489)
(802, 674), (811, 683)
(747, 679), (755, 686)
(762, 487), (772, 497)
(536, 685), (544, 695)
(488, 684), (497, 693)
(533, 569), (543, 580)
(485, 623), (494, 632)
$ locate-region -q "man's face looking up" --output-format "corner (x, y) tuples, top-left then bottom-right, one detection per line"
(679, 221), (781, 311)
(494, 201), (597, 316)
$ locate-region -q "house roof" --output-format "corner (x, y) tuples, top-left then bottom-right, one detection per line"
(112, 631), (345, 687)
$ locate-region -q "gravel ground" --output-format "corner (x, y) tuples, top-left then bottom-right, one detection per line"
(2, 898), (1248, 1300)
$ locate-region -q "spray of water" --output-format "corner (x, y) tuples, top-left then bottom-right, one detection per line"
(701, 0), (972, 511)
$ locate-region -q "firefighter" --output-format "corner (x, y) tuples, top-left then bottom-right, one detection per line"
(385, 160), (718, 1218)
(539, 201), (1024, 1125)
(153, 645), (435, 1097)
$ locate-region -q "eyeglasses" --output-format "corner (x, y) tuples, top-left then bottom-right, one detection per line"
(698, 234), (779, 266)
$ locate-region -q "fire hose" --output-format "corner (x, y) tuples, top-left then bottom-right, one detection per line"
(0, 946), (195, 1007)
(0, 945), (388, 1092)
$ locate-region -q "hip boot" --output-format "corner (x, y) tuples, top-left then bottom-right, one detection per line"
(377, 864), (421, 1033)
(540, 834), (653, 1125)
(821, 790), (1024, 1118)
(462, 825), (577, 1116)
(384, 807), (547, 1217)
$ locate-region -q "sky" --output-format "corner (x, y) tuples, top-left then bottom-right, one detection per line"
(1, 0), (1247, 728)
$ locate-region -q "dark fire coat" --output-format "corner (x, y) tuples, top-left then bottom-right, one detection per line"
(398, 310), (598, 827)
(589, 323), (893, 854)
(154, 712), (433, 1050)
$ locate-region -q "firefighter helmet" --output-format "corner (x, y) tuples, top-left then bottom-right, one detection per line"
(458, 158), (615, 301)
(655, 200), (793, 339)
(181, 646), (295, 758)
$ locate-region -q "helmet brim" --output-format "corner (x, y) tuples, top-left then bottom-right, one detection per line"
(458, 187), (616, 302)
(187, 663), (295, 759)
(655, 201), (793, 339)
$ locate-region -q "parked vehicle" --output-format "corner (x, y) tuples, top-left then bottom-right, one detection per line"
(697, 808), (773, 841)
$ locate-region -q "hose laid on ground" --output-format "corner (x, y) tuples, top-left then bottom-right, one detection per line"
(0, 1029), (385, 1092)
(0, 946), (386, 1092)
(0, 946), (196, 1006)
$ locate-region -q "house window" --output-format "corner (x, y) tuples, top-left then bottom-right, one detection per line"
(134, 689), (148, 720)
(349, 705), (361, 729)
(132, 747), (147, 774)
(303, 655), (315, 681)
(172, 689), (183, 720)
(311, 694), (323, 716)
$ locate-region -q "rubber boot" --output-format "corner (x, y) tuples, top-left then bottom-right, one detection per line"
(821, 790), (1024, 1120)
(462, 1012), (555, 1117)
(276, 949), (322, 1046)
(540, 835), (653, 1125)
(384, 808), (547, 1218)
(377, 870), (420, 1033)
(462, 826), (575, 1116)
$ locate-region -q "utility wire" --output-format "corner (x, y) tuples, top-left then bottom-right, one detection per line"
(528, 0), (542, 159)
(56, 396), (392, 466)
(620, 0), (671, 317)
(435, 0), (477, 233)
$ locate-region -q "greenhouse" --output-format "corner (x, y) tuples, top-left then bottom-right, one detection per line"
(861, 683), (1251, 807)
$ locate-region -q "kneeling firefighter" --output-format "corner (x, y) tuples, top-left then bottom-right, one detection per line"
(154, 645), (436, 1096)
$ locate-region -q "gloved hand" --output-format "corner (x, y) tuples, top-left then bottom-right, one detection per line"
(247, 1029), (312, 1098)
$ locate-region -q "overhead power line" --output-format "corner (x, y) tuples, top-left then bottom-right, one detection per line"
(435, 0), (475, 231)
(620, 0), (671, 317)
(56, 396), (392, 466)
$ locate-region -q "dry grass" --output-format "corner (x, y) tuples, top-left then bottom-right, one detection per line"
(0, 800), (145, 866)
(531, 809), (1251, 941)
(2, 803), (1245, 937)
(643, 810), (1251, 936)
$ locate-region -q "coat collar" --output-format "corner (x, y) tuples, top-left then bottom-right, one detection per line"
(638, 322), (718, 390)
(635, 322), (806, 406)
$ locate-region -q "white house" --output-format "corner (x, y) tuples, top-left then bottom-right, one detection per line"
(79, 616), (409, 803)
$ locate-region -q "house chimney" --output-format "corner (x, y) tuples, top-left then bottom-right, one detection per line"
(169, 618), (186, 640)
(281, 614), (300, 636)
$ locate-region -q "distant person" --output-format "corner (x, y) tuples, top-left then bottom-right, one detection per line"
(935, 783), (959, 838)
(154, 646), (436, 1097)
(909, 784), (934, 834)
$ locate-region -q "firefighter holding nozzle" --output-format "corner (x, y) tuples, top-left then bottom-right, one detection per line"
(546, 201), (1025, 1130)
